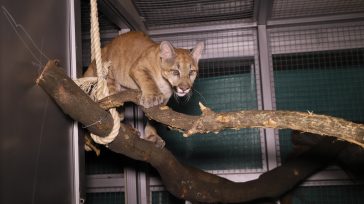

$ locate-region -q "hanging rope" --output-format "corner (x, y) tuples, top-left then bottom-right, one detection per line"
(75, 0), (120, 145)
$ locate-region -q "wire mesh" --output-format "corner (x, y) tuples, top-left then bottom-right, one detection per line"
(80, 0), (120, 67)
(152, 29), (264, 172)
(82, 33), (119, 68)
(270, 22), (364, 55)
(85, 148), (125, 175)
(133, 0), (254, 29)
(288, 185), (364, 204)
(272, 0), (364, 19)
(152, 28), (256, 59)
(86, 192), (125, 204)
(269, 23), (364, 162)
(80, 0), (120, 34)
(152, 191), (185, 204)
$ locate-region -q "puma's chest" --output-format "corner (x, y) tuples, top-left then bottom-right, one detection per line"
(156, 77), (173, 100)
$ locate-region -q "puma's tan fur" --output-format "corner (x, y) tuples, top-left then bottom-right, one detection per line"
(84, 31), (204, 147)
(84, 31), (204, 108)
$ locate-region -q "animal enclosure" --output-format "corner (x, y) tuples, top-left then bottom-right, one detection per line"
(78, 1), (364, 203)
(4, 0), (364, 203)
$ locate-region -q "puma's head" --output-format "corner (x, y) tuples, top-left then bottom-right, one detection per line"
(159, 41), (204, 97)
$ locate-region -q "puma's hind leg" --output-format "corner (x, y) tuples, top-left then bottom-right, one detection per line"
(144, 121), (165, 148)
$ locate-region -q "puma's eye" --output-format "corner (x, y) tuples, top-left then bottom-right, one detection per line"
(189, 70), (197, 76)
(171, 70), (180, 76)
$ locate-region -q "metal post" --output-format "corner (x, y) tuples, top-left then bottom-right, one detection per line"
(69, 0), (83, 203)
(257, 25), (278, 171)
(136, 107), (149, 204)
(124, 168), (138, 204)
(124, 105), (139, 203)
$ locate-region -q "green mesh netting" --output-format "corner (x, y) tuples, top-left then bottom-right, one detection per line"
(274, 50), (364, 161)
(85, 148), (125, 175)
(86, 192), (125, 204)
(291, 185), (364, 204)
(158, 72), (262, 170)
(152, 191), (184, 204)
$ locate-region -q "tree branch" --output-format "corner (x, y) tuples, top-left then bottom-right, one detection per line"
(36, 60), (113, 137)
(109, 129), (346, 203)
(99, 91), (364, 148)
(36, 60), (356, 203)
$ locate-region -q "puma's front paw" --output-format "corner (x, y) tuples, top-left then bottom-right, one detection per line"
(146, 134), (165, 149)
(140, 93), (164, 108)
(145, 124), (165, 148)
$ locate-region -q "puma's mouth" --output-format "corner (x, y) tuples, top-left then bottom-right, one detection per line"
(175, 87), (191, 97)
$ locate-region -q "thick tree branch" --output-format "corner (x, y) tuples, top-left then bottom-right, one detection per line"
(36, 60), (113, 137)
(36, 60), (354, 203)
(109, 129), (346, 203)
(99, 91), (364, 148)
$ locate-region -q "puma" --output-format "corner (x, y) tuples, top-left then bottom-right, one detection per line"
(84, 31), (204, 147)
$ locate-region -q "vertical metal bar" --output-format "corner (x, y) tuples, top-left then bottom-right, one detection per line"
(124, 105), (139, 203)
(253, 29), (268, 172)
(138, 171), (149, 204)
(124, 167), (138, 204)
(136, 107), (149, 204)
(124, 105), (150, 203)
(255, 0), (273, 25)
(69, 0), (81, 203)
(257, 25), (278, 171)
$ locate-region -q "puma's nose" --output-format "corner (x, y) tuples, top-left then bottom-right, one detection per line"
(179, 83), (190, 91)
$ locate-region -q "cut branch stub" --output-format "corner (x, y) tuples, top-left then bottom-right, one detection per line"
(36, 60), (113, 137)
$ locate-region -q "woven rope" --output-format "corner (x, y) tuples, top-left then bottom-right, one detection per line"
(86, 0), (120, 145)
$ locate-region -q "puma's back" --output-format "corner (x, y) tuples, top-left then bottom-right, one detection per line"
(84, 32), (157, 91)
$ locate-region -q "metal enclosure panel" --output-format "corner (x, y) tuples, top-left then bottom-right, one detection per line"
(268, 22), (364, 185)
(133, 0), (254, 29)
(269, 22), (364, 55)
(271, 0), (364, 19)
(0, 0), (79, 203)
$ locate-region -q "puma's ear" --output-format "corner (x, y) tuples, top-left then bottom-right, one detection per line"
(160, 41), (175, 60)
(191, 41), (204, 63)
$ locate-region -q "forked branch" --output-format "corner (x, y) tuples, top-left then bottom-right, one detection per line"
(36, 60), (361, 203)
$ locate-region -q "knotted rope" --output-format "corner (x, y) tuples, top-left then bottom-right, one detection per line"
(75, 0), (120, 145)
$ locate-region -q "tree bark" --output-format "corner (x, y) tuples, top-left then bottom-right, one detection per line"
(109, 131), (346, 203)
(36, 60), (113, 137)
(99, 90), (364, 148)
(36, 60), (355, 203)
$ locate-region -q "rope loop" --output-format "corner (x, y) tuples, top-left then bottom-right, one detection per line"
(74, 0), (120, 145)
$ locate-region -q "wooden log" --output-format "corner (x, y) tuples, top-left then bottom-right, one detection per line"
(36, 59), (347, 203)
(36, 60), (113, 137)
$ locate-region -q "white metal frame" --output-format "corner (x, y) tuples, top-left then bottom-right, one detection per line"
(68, 0), (81, 203)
